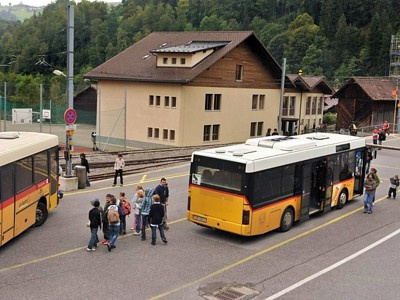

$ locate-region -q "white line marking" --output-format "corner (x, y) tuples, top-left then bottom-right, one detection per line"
(265, 228), (400, 300)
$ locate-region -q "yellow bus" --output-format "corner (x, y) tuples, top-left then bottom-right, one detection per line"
(187, 133), (367, 236)
(0, 132), (59, 246)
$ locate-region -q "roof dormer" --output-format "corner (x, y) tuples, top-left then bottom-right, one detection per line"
(150, 41), (229, 68)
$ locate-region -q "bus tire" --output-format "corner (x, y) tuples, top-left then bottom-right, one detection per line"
(34, 202), (48, 227)
(280, 207), (294, 232)
(337, 190), (348, 209)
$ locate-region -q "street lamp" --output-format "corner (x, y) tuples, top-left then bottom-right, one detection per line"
(53, 69), (66, 77)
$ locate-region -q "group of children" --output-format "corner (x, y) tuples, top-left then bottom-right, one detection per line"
(364, 167), (399, 214)
(87, 178), (169, 252)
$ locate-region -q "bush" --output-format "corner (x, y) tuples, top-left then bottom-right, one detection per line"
(323, 112), (336, 125)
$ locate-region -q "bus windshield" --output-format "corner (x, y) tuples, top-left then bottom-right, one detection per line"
(191, 156), (245, 193)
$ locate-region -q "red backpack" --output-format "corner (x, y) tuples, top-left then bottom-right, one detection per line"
(122, 200), (131, 216)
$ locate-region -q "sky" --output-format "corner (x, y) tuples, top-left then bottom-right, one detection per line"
(3, 0), (121, 7)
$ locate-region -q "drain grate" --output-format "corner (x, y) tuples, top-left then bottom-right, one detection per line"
(201, 283), (259, 300)
(214, 288), (244, 300)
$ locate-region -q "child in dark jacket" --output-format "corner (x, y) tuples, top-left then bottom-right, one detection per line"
(388, 175), (399, 199)
(148, 194), (167, 245)
(87, 199), (102, 252)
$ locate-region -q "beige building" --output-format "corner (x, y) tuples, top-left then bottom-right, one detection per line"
(85, 31), (333, 146)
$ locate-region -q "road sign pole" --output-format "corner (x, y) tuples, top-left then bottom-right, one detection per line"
(64, 108), (77, 177)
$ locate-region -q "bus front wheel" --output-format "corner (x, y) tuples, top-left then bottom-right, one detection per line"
(34, 202), (48, 227)
(280, 208), (294, 232)
(337, 190), (348, 209)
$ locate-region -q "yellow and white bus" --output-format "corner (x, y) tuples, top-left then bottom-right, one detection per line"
(0, 132), (59, 247)
(187, 133), (366, 236)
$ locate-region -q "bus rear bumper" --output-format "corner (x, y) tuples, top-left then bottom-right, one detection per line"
(187, 211), (251, 236)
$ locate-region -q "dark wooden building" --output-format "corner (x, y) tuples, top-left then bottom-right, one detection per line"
(333, 77), (398, 130)
(73, 84), (97, 124)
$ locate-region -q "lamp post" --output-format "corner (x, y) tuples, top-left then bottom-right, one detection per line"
(54, 4), (74, 177)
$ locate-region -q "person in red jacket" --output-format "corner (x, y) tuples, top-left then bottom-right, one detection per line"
(372, 127), (379, 145)
(383, 120), (389, 135)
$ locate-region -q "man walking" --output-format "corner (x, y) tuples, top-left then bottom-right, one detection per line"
(113, 154), (125, 187)
(153, 178), (169, 230)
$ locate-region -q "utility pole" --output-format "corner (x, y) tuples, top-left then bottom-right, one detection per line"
(278, 58), (286, 134)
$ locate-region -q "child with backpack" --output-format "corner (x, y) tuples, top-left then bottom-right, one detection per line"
(388, 175), (399, 199)
(119, 192), (131, 235)
(133, 190), (144, 235)
(140, 188), (154, 241)
(107, 197), (122, 252)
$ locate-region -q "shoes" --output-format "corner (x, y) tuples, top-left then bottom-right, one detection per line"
(387, 196), (391, 199)
(101, 240), (109, 245)
(141, 238), (146, 241)
(111, 245), (116, 249)
(112, 184), (116, 187)
(120, 184), (123, 187)
(151, 241), (156, 245)
(162, 239), (168, 244)
(107, 244), (112, 252)
(367, 211), (373, 214)
(86, 247), (93, 252)
(122, 231), (126, 235)
(133, 231), (141, 236)
(363, 210), (367, 214)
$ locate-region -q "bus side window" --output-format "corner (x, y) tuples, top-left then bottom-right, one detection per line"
(214, 171), (225, 185)
(202, 169), (213, 183)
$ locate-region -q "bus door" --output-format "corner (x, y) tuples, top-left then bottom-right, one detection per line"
(322, 161), (333, 212)
(0, 166), (15, 246)
(354, 150), (365, 195)
(310, 160), (332, 213)
(298, 163), (312, 221)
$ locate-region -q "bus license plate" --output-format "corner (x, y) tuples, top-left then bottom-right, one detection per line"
(193, 215), (207, 223)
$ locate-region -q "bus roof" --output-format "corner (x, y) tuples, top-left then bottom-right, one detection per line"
(192, 133), (366, 173)
(0, 132), (59, 167)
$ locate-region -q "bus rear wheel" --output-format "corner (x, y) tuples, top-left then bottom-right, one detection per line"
(337, 190), (348, 209)
(280, 207), (294, 232)
(34, 202), (48, 227)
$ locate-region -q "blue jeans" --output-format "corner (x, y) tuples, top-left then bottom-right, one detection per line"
(88, 227), (99, 249)
(109, 224), (120, 247)
(86, 174), (90, 187)
(119, 215), (126, 234)
(151, 224), (166, 242)
(364, 193), (374, 212)
(135, 214), (142, 233)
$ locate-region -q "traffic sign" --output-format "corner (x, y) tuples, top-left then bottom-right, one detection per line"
(64, 108), (77, 125)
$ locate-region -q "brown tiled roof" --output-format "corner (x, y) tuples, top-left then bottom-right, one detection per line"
(85, 31), (282, 83)
(287, 74), (334, 94)
(352, 77), (397, 100)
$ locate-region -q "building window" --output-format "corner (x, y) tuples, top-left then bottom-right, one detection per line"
(171, 97), (176, 107)
(250, 122), (257, 137)
(312, 97), (317, 114)
(289, 96), (295, 116)
(259, 95), (265, 109)
(205, 94), (212, 110)
(170, 130), (175, 141)
(282, 96), (289, 115)
(306, 97), (311, 115)
(156, 96), (161, 106)
(154, 128), (159, 138)
(172, 57), (177, 64)
(163, 57), (168, 64)
(164, 96), (170, 107)
(212, 124), (220, 141)
(148, 127), (153, 138)
(318, 97), (323, 114)
(203, 125), (211, 141)
(252, 95), (258, 110)
(180, 58), (186, 65)
(163, 129), (168, 139)
(149, 95), (154, 106)
(214, 94), (221, 110)
(257, 122), (263, 136)
(235, 64), (244, 81)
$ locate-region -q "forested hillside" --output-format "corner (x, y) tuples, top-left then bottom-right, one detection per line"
(0, 0), (399, 103)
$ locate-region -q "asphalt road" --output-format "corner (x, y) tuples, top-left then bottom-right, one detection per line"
(1, 135), (400, 300)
